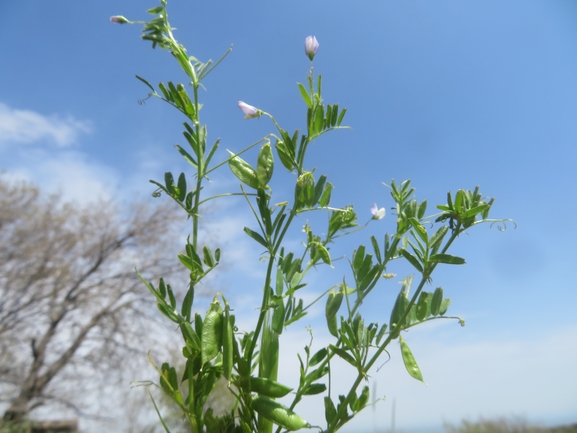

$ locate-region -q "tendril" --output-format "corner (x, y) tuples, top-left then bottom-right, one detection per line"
(138, 93), (153, 105)
(376, 349), (391, 372)
(489, 218), (517, 232)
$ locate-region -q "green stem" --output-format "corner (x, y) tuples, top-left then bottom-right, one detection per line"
(191, 83), (202, 253)
(326, 228), (462, 433)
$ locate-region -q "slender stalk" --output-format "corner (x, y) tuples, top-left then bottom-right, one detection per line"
(326, 228), (462, 433)
(192, 82), (202, 252)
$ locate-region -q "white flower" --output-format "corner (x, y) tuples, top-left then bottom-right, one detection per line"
(371, 203), (385, 220)
(238, 101), (260, 119)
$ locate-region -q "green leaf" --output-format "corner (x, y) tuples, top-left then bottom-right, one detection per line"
(147, 5), (165, 14)
(205, 138), (220, 168)
(298, 83), (312, 108)
(409, 217), (428, 244)
(337, 107), (347, 126)
(358, 264), (380, 293)
(313, 105), (325, 135)
(462, 204), (490, 220)
(400, 249), (423, 273)
(243, 227), (268, 249)
(330, 104), (339, 127)
(290, 271), (303, 288)
(158, 82), (171, 101)
(303, 383), (327, 395)
(319, 182), (333, 207)
(275, 267), (284, 296)
(416, 291), (429, 321)
(429, 226), (448, 253)
(181, 286), (194, 320)
(275, 143), (295, 172)
(417, 200), (428, 219)
(375, 323), (388, 346)
(431, 287), (443, 316)
(309, 348), (328, 366)
(353, 245), (365, 272)
(430, 254), (466, 265)
(272, 296), (285, 334)
(168, 81), (185, 110)
(455, 189), (464, 213)
(245, 377), (293, 398)
(324, 397), (337, 425)
(164, 172), (175, 195)
(370, 236), (382, 263)
(313, 175), (327, 205)
(176, 173), (186, 201)
(439, 298), (451, 316)
(166, 284), (176, 311)
(329, 344), (357, 367)
(135, 75), (155, 92)
(175, 145), (198, 169)
(159, 278), (167, 298)
(202, 246), (215, 268)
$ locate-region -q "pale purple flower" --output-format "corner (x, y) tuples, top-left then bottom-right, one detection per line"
(238, 101), (260, 119)
(110, 15), (129, 24)
(304, 36), (319, 61)
(371, 203), (385, 220)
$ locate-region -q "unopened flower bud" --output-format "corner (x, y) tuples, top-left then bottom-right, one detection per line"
(110, 16), (129, 24)
(304, 36), (319, 61)
(238, 101), (261, 119)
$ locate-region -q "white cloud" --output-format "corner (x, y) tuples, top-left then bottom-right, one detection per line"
(4, 150), (118, 205)
(0, 102), (91, 147)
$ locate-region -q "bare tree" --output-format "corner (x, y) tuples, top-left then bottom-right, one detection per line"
(0, 175), (185, 424)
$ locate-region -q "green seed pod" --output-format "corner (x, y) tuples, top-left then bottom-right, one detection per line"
(327, 313), (338, 337)
(228, 152), (259, 189)
(400, 335), (425, 384)
(222, 311), (234, 381)
(325, 290), (343, 318)
(294, 171), (315, 209)
(242, 376), (293, 398)
(201, 297), (223, 365)
(252, 396), (309, 431)
(325, 290), (343, 337)
(256, 142), (274, 187)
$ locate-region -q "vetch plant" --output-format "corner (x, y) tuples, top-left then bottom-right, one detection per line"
(113, 2), (513, 432)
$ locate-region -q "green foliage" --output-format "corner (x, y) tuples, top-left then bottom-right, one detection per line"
(116, 1), (513, 432)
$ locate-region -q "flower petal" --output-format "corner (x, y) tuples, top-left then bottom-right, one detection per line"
(371, 203), (385, 220)
(238, 101), (260, 119)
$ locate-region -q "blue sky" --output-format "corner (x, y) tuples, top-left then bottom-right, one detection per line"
(1, 1), (577, 432)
